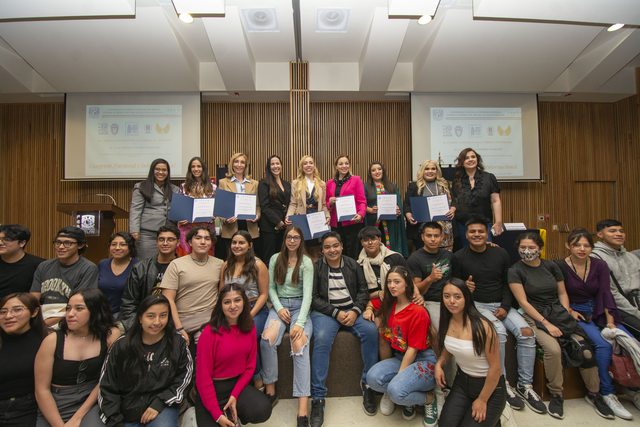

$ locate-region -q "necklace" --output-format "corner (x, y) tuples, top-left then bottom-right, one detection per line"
(424, 181), (439, 196)
(569, 257), (589, 282)
(191, 256), (209, 266)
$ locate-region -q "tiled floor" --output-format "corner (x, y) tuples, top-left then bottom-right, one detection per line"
(260, 396), (640, 426)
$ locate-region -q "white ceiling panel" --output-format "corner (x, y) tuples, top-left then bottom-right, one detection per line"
(0, 0), (135, 20)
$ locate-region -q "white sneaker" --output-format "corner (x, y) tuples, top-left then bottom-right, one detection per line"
(602, 394), (633, 420)
(619, 388), (640, 411)
(380, 393), (395, 416)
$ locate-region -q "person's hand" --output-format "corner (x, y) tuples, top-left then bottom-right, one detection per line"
(223, 396), (237, 425)
(472, 398), (488, 423)
(336, 311), (348, 325)
(570, 310), (585, 321)
(445, 206), (456, 220)
(217, 415), (236, 427)
(329, 197), (336, 206)
(405, 213), (417, 225)
(466, 275), (475, 292)
(284, 217), (292, 226)
(177, 220), (189, 226)
(606, 322), (616, 330)
(363, 308), (375, 322)
(428, 264), (443, 282)
(226, 217), (237, 224)
(140, 407), (159, 424)
(493, 307), (507, 320)
(434, 363), (447, 388)
(249, 214), (259, 223)
(179, 329), (190, 345)
(545, 322), (563, 337)
(290, 324), (304, 342)
(325, 216), (331, 225)
(64, 415), (82, 427)
(368, 206), (378, 214)
(343, 310), (358, 326)
(278, 308), (291, 324)
(131, 232), (140, 240)
(491, 223), (504, 236)
(352, 214), (362, 222)
(412, 292), (425, 306)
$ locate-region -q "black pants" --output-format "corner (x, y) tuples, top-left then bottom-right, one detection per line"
(195, 378), (272, 426)
(334, 223), (364, 259)
(439, 370), (506, 427)
(620, 310), (640, 339)
(258, 230), (284, 264)
(0, 393), (37, 427)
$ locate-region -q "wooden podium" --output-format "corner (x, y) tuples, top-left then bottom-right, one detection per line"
(56, 203), (128, 263)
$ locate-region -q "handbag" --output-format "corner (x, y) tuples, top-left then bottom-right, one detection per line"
(608, 342), (640, 388)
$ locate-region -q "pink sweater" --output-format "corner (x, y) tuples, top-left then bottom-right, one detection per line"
(196, 324), (256, 420)
(326, 175), (367, 228)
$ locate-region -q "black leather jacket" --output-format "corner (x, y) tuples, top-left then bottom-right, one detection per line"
(311, 256), (369, 318)
(119, 257), (170, 331)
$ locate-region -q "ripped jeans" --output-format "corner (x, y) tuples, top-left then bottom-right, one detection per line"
(260, 297), (313, 397)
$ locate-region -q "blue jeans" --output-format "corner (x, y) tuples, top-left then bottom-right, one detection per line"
(310, 311), (379, 399)
(260, 297), (313, 397)
(366, 349), (437, 406)
(252, 303), (269, 379)
(474, 302), (536, 386)
(123, 406), (178, 427)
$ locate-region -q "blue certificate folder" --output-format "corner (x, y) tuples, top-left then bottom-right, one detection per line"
(213, 189), (257, 220)
(168, 193), (214, 223)
(290, 215), (330, 241)
(409, 197), (448, 222)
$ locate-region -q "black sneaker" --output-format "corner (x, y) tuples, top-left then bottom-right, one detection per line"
(361, 382), (377, 416)
(266, 393), (279, 408)
(401, 405), (416, 420)
(584, 393), (615, 420)
(505, 382), (525, 410)
(548, 394), (564, 420)
(297, 415), (309, 427)
(310, 399), (325, 427)
(516, 383), (547, 414)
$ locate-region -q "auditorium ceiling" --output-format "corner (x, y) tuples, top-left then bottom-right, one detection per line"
(0, 0), (639, 102)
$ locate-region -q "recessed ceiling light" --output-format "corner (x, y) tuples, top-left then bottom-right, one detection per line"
(607, 23), (624, 32)
(317, 9), (350, 32)
(179, 13), (194, 23)
(241, 8), (279, 32)
(417, 15), (432, 25)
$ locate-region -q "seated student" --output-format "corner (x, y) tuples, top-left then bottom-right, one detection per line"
(34, 289), (113, 427)
(0, 224), (44, 298)
(98, 232), (138, 318)
(310, 232), (379, 426)
(99, 295), (193, 427)
(195, 283), (272, 427)
(31, 227), (98, 326)
(451, 217), (533, 411)
(118, 225), (180, 332)
(509, 230), (613, 420)
(592, 219), (640, 339)
(0, 293), (48, 427)
(436, 278), (506, 427)
(260, 226), (314, 427)
(559, 229), (638, 417)
(366, 266), (438, 427)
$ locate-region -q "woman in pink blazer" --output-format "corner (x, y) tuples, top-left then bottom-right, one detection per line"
(326, 155), (367, 259)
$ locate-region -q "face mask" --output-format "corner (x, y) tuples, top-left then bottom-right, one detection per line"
(519, 248), (540, 262)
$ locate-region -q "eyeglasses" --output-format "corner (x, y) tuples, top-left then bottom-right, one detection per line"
(53, 240), (78, 248)
(0, 306), (27, 316)
(286, 235), (302, 242)
(0, 236), (16, 244)
(158, 237), (177, 243)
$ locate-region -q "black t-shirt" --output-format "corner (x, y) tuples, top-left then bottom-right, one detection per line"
(0, 328), (44, 399)
(451, 246), (512, 309)
(407, 248), (452, 302)
(508, 260), (563, 311)
(153, 260), (170, 291)
(0, 253), (44, 298)
(452, 171), (500, 223)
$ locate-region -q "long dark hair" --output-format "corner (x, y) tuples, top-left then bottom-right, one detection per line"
(208, 283), (254, 333)
(438, 278), (496, 356)
(264, 155), (284, 200)
(121, 295), (178, 380)
(380, 266), (414, 328)
(224, 230), (258, 284)
(0, 292), (47, 348)
(273, 226), (306, 287)
(140, 158), (173, 203)
(453, 148), (485, 189)
(184, 156), (214, 196)
(367, 161), (397, 193)
(59, 288), (113, 341)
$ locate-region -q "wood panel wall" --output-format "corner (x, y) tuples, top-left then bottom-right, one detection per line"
(2, 96), (639, 260)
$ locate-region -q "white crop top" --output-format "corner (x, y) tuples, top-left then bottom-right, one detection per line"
(444, 335), (489, 377)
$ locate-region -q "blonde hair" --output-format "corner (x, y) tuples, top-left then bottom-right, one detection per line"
(416, 160), (450, 195)
(225, 152), (250, 179)
(293, 155), (324, 202)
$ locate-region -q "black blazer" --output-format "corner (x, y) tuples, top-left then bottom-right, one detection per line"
(257, 179), (291, 232)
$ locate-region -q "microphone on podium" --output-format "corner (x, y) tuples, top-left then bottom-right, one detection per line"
(95, 193), (117, 206)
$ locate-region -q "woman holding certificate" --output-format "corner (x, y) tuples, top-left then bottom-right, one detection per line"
(404, 160), (454, 252)
(326, 155), (367, 259)
(218, 153), (260, 259)
(177, 157), (216, 257)
(258, 155), (291, 264)
(364, 161), (408, 257)
(451, 148), (502, 251)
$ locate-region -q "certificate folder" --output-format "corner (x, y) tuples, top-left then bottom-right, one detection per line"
(290, 214), (330, 241)
(409, 197), (448, 222)
(213, 189), (257, 220)
(168, 193), (215, 223)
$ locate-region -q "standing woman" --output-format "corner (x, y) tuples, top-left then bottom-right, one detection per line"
(260, 226), (314, 426)
(366, 266), (437, 425)
(130, 159), (179, 260)
(99, 295), (193, 427)
(195, 284), (272, 427)
(451, 148), (502, 251)
(364, 161), (408, 257)
(177, 156), (217, 257)
(435, 278), (506, 427)
(0, 293), (48, 427)
(326, 155), (366, 259)
(258, 155), (291, 263)
(98, 232), (138, 318)
(34, 288), (113, 427)
(217, 153), (260, 259)
(285, 155), (330, 260)
(404, 160), (454, 252)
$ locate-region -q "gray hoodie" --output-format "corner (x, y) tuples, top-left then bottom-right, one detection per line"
(592, 241), (640, 318)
